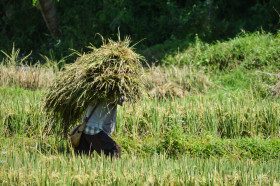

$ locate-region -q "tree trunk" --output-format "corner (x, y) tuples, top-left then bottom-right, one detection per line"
(103, 0), (107, 10)
(38, 0), (60, 38)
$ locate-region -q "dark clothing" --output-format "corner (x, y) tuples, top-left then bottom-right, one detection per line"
(74, 131), (121, 158)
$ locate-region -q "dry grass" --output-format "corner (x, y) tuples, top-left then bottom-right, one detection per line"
(0, 64), (56, 89)
(273, 73), (280, 96)
(0, 63), (213, 99)
(144, 65), (213, 98)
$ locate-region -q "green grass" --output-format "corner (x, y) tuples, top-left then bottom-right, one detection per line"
(118, 92), (280, 138)
(163, 32), (280, 71)
(1, 87), (280, 159)
(0, 137), (279, 185)
(1, 31), (280, 184)
(0, 87), (54, 137)
(2, 86), (280, 139)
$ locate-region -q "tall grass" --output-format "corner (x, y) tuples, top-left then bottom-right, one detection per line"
(118, 92), (280, 138)
(0, 64), (213, 99)
(0, 87), (56, 137)
(0, 64), (57, 89)
(1, 87), (279, 158)
(0, 44), (61, 90)
(2, 87), (279, 138)
(164, 32), (280, 70)
(0, 137), (279, 185)
(144, 65), (213, 98)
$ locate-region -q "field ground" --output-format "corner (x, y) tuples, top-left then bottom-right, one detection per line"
(1, 86), (279, 185)
(1, 32), (280, 184)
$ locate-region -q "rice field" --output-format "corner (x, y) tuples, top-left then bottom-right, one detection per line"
(0, 137), (279, 185)
(1, 86), (280, 139)
(0, 82), (280, 184)
(1, 51), (280, 184)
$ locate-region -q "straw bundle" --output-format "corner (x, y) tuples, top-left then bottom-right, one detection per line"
(44, 37), (145, 133)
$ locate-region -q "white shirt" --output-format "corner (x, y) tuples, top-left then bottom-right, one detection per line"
(82, 101), (117, 136)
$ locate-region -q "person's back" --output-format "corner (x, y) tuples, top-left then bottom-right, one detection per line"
(83, 101), (117, 136)
(75, 99), (124, 158)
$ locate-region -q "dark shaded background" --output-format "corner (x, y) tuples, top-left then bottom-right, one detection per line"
(0, 0), (279, 63)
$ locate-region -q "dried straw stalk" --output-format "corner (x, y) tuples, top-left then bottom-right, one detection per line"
(44, 37), (145, 133)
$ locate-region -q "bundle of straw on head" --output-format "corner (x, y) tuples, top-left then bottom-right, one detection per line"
(44, 37), (145, 134)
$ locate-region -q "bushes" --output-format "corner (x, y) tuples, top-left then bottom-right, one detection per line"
(164, 32), (280, 70)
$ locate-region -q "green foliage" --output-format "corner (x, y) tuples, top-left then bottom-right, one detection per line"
(159, 121), (186, 156)
(1, 43), (32, 66)
(161, 31), (280, 98)
(0, 1), (45, 61)
(32, 0), (37, 6)
(164, 32), (280, 70)
(212, 68), (279, 98)
(0, 0), (280, 62)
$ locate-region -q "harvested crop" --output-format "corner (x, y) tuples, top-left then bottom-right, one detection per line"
(44, 36), (145, 133)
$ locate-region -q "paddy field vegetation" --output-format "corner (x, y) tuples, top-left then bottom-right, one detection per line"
(0, 32), (280, 185)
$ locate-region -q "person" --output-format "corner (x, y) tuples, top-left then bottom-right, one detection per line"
(74, 96), (125, 158)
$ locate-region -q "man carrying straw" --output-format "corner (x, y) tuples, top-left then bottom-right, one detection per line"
(44, 36), (145, 158)
(74, 97), (125, 158)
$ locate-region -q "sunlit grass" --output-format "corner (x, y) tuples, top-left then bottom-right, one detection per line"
(1, 87), (280, 139)
(0, 64), (57, 90)
(0, 137), (279, 185)
(0, 87), (279, 160)
(1, 32), (280, 185)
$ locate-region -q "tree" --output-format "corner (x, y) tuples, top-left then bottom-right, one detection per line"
(38, 0), (60, 38)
